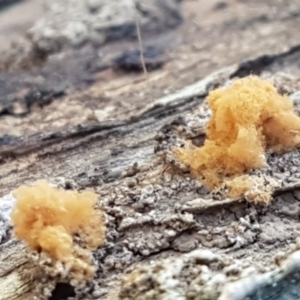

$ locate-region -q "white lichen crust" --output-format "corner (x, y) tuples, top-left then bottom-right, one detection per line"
(117, 241), (300, 300)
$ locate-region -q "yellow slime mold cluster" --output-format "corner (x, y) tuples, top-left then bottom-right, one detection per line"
(11, 180), (105, 278)
(177, 76), (300, 190)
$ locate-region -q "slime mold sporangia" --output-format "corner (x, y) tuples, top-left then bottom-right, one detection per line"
(176, 76), (300, 203)
(11, 180), (106, 288)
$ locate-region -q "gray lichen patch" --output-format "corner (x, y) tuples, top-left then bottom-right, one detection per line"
(116, 249), (258, 300)
(116, 240), (300, 300)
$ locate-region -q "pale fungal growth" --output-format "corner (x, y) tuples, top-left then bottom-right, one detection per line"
(116, 242), (300, 300)
(223, 174), (280, 204)
(0, 193), (16, 243)
(11, 180), (106, 294)
(176, 76), (300, 203)
(116, 249), (240, 300)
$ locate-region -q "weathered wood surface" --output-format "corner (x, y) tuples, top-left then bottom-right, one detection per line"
(2, 1), (300, 299)
(0, 47), (299, 299)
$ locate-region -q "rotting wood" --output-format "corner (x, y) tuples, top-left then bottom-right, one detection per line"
(2, 44), (300, 299)
(0, 59), (250, 300)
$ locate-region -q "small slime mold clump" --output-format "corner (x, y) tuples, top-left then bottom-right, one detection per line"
(11, 180), (105, 280)
(177, 76), (300, 198)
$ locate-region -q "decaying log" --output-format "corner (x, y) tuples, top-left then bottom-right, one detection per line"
(2, 45), (300, 299)
(3, 1), (300, 299)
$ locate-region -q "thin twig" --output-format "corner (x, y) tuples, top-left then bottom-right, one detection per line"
(133, 0), (154, 102)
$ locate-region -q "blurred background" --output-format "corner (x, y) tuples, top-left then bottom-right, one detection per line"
(0, 0), (299, 136)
